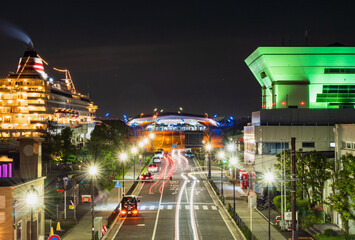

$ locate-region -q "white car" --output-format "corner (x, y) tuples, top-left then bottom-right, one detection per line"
(154, 150), (164, 158)
(153, 156), (162, 163)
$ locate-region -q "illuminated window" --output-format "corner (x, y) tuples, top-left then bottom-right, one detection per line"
(330, 142), (335, 148)
(300, 101), (305, 105)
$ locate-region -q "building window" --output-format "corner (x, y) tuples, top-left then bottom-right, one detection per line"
(330, 142), (335, 148)
(260, 71), (267, 79)
(302, 142), (315, 148)
(346, 142), (352, 149)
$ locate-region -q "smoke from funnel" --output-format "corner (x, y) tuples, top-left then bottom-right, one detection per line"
(0, 21), (33, 48)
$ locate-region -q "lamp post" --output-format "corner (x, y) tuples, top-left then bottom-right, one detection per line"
(119, 152), (128, 195)
(205, 144), (212, 180)
(218, 151), (225, 200)
(264, 171), (275, 240)
(230, 157), (238, 211)
(149, 132), (155, 152)
(88, 165), (98, 240)
(26, 187), (39, 240)
(131, 147), (138, 179)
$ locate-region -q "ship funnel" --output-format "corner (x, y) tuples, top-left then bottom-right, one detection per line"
(16, 48), (47, 79)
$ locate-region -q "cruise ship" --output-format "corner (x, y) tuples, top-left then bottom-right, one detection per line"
(0, 48), (97, 140)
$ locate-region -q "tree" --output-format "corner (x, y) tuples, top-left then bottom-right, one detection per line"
(87, 120), (129, 176)
(327, 154), (355, 238)
(275, 150), (331, 207)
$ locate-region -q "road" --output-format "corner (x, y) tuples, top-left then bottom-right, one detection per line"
(113, 149), (240, 240)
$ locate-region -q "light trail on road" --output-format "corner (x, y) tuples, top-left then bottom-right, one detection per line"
(188, 172), (200, 240)
(175, 173), (188, 240)
(149, 155), (169, 194)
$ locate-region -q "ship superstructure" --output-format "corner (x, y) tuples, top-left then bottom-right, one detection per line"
(0, 48), (97, 139)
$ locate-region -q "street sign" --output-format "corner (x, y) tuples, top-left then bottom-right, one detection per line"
(139, 159), (142, 163)
(139, 155), (142, 163)
(115, 181), (122, 188)
(48, 234), (61, 240)
(172, 143), (177, 148)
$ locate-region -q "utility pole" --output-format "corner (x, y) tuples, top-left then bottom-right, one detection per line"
(291, 137), (297, 240)
(208, 128), (211, 180)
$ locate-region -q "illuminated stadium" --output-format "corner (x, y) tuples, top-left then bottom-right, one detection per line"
(127, 112), (222, 151)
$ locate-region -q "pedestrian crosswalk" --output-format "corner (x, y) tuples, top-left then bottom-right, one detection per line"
(138, 204), (218, 211)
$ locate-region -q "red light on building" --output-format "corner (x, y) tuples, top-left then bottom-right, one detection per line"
(281, 101), (286, 105)
(272, 102), (276, 106)
(300, 101), (305, 105)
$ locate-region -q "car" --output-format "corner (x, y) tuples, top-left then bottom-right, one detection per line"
(158, 149), (164, 154)
(120, 195), (140, 216)
(147, 163), (159, 173)
(154, 150), (164, 158)
(185, 150), (194, 158)
(141, 172), (154, 182)
(153, 156), (162, 163)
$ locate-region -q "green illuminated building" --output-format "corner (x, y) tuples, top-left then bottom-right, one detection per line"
(245, 47), (355, 109)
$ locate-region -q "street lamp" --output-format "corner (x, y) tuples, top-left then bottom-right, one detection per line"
(131, 147), (138, 179)
(143, 138), (149, 146)
(138, 141), (144, 148)
(88, 165), (98, 240)
(217, 151), (226, 200)
(205, 144), (212, 179)
(263, 171), (275, 240)
(230, 157), (238, 211)
(149, 132), (155, 151)
(26, 188), (38, 240)
(120, 152), (128, 195)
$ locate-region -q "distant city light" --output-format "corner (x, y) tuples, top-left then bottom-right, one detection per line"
(105, 112), (109, 117)
(213, 114), (218, 118)
(218, 151), (225, 159)
(88, 165), (98, 176)
(149, 132), (155, 139)
(227, 143), (235, 152)
(131, 147), (138, 154)
(120, 152), (128, 161)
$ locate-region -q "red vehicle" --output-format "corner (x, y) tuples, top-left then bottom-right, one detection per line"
(141, 172), (154, 182)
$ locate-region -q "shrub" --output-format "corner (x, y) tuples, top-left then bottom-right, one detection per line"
(273, 195), (282, 210)
(300, 214), (323, 229)
(322, 228), (337, 237)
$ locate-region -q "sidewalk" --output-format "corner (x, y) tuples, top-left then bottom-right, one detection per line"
(62, 164), (142, 240)
(214, 180), (286, 240)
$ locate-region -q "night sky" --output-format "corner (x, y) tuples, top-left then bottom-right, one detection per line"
(0, 1), (355, 119)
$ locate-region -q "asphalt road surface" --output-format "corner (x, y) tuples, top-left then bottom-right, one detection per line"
(113, 149), (238, 240)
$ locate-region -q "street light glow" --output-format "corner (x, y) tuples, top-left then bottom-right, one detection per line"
(26, 192), (38, 206)
(131, 147), (138, 154)
(120, 152), (128, 161)
(264, 172), (275, 184)
(143, 138), (149, 145)
(149, 132), (155, 139)
(230, 157), (238, 166)
(218, 151), (225, 160)
(88, 165), (98, 176)
(205, 144), (212, 151)
(138, 141), (144, 148)
(227, 143), (235, 152)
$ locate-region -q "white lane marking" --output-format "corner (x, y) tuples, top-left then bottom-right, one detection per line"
(150, 206), (155, 210)
(140, 206), (146, 210)
(194, 205), (199, 210)
(159, 205), (164, 210)
(185, 205), (190, 210)
(175, 173), (188, 240)
(137, 224), (146, 227)
(188, 173), (200, 240)
(203, 205), (208, 210)
(168, 205), (173, 210)
(212, 206), (217, 210)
